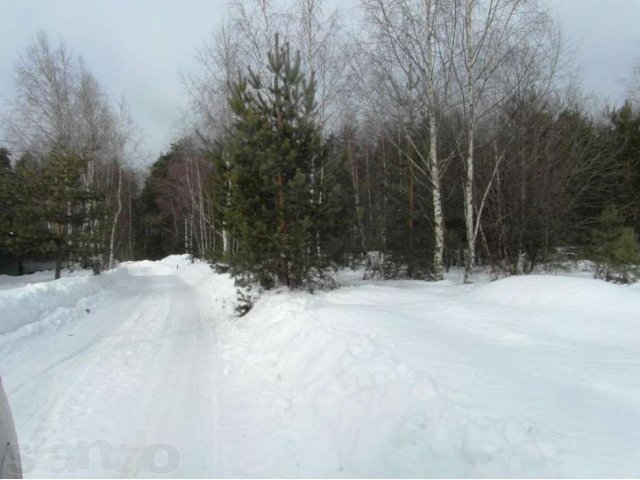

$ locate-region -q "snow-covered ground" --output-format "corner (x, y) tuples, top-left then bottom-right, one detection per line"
(1, 257), (639, 477)
(0, 269), (90, 291)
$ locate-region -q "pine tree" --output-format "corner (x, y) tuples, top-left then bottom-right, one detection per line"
(224, 34), (350, 290)
(608, 102), (640, 233)
(0, 154), (53, 274)
(39, 150), (103, 277)
(312, 134), (354, 273)
(0, 149), (16, 271)
(134, 153), (181, 260)
(589, 205), (640, 283)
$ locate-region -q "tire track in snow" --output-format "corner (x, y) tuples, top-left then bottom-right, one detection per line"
(21, 289), (171, 476)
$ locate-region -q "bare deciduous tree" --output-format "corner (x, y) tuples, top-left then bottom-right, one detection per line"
(440, 0), (555, 281)
(359, 0), (449, 279)
(2, 31), (141, 271)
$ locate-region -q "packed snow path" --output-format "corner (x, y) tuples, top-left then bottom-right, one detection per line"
(1, 257), (640, 477)
(0, 263), (224, 477)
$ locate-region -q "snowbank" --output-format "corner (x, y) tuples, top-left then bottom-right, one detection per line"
(0, 269), (89, 291)
(218, 291), (549, 476)
(160, 255), (237, 318)
(0, 273), (112, 336)
(469, 275), (640, 344)
(471, 274), (639, 310)
(0, 256), (236, 338)
(217, 273), (640, 477)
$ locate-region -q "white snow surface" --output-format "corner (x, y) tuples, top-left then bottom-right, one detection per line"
(1, 256), (640, 477)
(0, 269), (90, 291)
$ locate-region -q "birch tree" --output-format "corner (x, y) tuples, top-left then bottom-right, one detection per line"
(360, 0), (449, 279)
(441, 0), (553, 281)
(2, 31), (140, 272)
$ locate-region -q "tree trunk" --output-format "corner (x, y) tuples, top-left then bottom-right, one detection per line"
(55, 258), (62, 280)
(348, 135), (365, 253)
(54, 222), (64, 280)
(381, 133), (388, 252)
(463, 0), (476, 283)
(184, 217), (188, 253)
(430, 111), (445, 281)
(108, 166), (123, 269)
(463, 125), (476, 283)
(426, 0), (444, 281)
(408, 172), (414, 230)
(222, 151), (232, 254)
(276, 173), (286, 234)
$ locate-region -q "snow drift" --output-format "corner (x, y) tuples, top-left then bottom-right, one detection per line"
(218, 273), (640, 477)
(0, 274), (110, 336)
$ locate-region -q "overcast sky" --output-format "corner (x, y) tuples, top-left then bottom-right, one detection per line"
(1, 0), (639, 165)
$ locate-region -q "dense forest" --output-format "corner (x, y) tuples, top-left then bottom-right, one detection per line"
(1, 0), (639, 288)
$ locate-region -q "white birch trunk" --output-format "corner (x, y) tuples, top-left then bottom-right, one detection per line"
(108, 166), (122, 269)
(184, 217), (188, 253)
(430, 112), (445, 280)
(426, 0), (445, 281)
(223, 153), (231, 255)
(463, 0), (476, 283)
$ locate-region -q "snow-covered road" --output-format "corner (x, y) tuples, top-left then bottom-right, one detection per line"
(1, 263), (225, 477)
(2, 257), (640, 477)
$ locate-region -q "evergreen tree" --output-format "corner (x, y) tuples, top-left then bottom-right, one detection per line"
(607, 102), (640, 233)
(0, 149), (16, 271)
(1, 149), (107, 277)
(0, 154), (53, 274)
(313, 134), (355, 271)
(0, 148), (10, 170)
(588, 205), (640, 283)
(224, 34), (350, 290)
(39, 150), (103, 278)
(132, 141), (213, 261)
(134, 153), (181, 260)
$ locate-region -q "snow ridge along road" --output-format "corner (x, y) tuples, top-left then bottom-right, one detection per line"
(1, 257), (640, 477)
